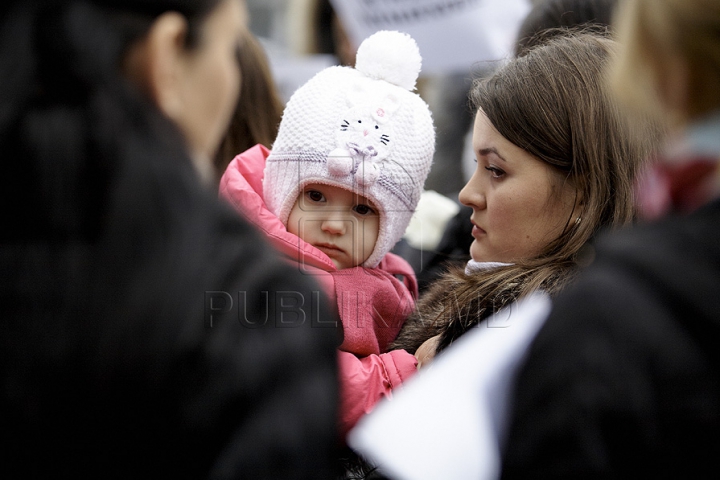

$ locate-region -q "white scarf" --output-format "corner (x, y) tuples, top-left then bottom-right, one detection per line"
(464, 260), (513, 275)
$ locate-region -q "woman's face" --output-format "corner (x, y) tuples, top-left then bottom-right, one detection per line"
(459, 110), (579, 263)
(173, 0), (247, 175)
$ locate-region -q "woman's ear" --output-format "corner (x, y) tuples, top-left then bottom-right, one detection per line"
(122, 12), (189, 120)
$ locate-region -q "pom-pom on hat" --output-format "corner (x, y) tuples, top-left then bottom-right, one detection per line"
(264, 30), (435, 268)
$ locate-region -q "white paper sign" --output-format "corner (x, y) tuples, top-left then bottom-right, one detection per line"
(330, 0), (531, 75)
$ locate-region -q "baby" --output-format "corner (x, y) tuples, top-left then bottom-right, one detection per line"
(219, 30), (435, 435)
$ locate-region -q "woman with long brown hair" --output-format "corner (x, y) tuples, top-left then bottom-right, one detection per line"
(393, 32), (656, 360)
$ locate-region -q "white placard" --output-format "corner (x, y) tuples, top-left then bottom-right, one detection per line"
(330, 0), (531, 75)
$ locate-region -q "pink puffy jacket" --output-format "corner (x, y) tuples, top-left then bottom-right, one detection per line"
(219, 145), (419, 437)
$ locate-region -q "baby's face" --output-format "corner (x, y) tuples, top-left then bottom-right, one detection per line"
(287, 183), (379, 269)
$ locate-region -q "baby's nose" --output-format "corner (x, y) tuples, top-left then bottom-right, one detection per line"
(321, 218), (347, 235)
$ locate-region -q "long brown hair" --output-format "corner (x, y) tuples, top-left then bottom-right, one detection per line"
(213, 29), (283, 182)
(393, 33), (658, 353)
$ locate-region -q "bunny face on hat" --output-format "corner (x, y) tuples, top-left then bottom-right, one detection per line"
(327, 83), (402, 185)
(264, 31), (435, 268)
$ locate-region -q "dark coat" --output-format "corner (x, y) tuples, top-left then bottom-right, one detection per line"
(0, 140), (341, 479)
(501, 198), (720, 478)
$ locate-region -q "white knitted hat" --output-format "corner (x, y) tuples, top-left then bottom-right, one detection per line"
(264, 30), (435, 268)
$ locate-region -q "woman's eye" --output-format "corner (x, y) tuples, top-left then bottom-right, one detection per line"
(484, 166), (505, 179)
(353, 204), (375, 216)
(306, 190), (325, 202)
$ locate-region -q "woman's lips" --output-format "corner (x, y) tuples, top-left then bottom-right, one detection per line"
(471, 224), (486, 238)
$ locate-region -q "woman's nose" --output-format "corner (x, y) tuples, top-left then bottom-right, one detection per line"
(458, 172), (486, 210)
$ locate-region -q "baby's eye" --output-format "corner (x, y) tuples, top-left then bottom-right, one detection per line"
(484, 166), (505, 179)
(353, 204), (376, 216)
(375, 125), (379, 129)
(306, 190), (325, 203)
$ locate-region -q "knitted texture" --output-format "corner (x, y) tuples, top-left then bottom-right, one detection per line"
(264, 31), (435, 268)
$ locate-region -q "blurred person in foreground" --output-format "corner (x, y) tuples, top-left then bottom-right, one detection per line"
(500, 0), (720, 477)
(0, 0), (339, 478)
